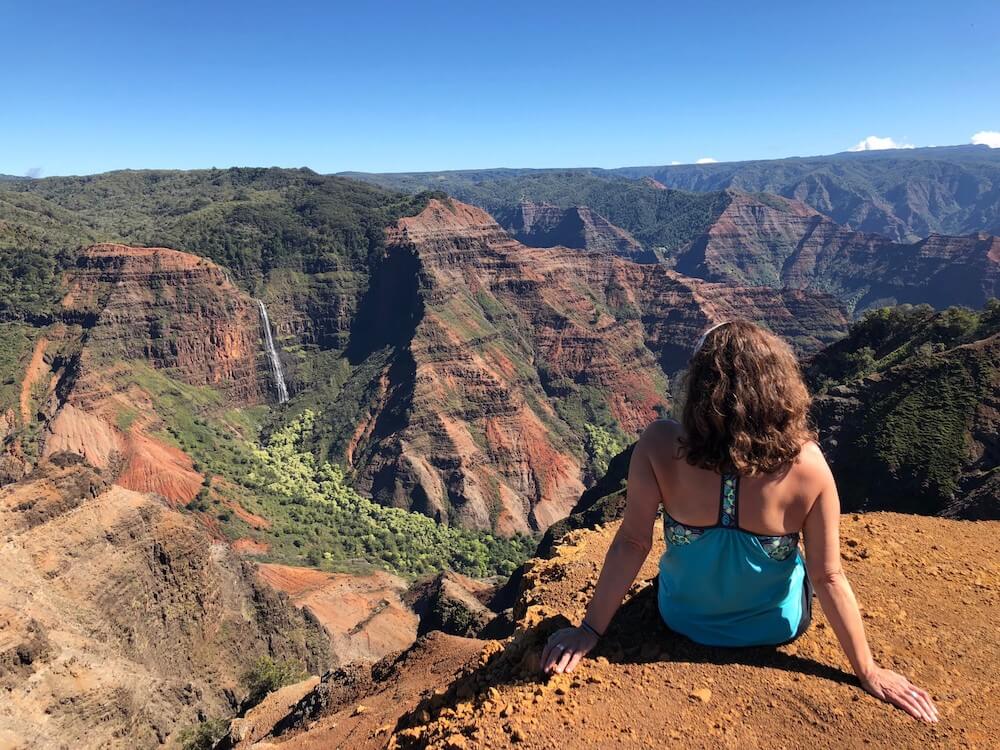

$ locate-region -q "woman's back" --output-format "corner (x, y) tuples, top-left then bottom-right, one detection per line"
(646, 420), (821, 647)
(646, 419), (823, 538)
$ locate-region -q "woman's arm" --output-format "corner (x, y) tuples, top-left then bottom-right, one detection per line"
(542, 423), (665, 674)
(802, 453), (938, 722)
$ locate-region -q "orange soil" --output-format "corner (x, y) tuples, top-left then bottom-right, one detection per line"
(257, 564), (419, 665)
(116, 430), (203, 505)
(19, 337), (49, 425)
(270, 512), (999, 749)
(232, 538), (270, 555)
(385, 513), (1000, 749)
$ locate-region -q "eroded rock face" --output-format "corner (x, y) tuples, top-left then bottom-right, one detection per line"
(0, 459), (329, 750)
(256, 564), (419, 666)
(345, 199), (848, 534)
(405, 571), (497, 638)
(62, 244), (268, 403)
(19, 244), (279, 505)
(674, 192), (1000, 313)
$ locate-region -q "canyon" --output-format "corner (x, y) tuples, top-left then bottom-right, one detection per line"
(345, 198), (847, 533)
(0, 165), (997, 748)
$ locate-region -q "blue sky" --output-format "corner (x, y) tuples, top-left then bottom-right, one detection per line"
(3, 0), (999, 176)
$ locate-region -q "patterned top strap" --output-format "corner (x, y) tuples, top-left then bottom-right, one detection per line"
(720, 474), (739, 528)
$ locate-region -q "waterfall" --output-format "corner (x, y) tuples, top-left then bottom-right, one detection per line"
(256, 300), (289, 404)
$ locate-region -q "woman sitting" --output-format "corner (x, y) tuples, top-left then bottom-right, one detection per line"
(541, 320), (938, 723)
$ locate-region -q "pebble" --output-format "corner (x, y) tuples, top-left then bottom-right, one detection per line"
(690, 688), (712, 703)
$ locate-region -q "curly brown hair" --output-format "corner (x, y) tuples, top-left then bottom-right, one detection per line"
(678, 320), (815, 475)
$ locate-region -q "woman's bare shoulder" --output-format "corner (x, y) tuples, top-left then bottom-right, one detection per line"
(640, 418), (681, 445)
(636, 419), (681, 465)
(793, 441), (835, 485)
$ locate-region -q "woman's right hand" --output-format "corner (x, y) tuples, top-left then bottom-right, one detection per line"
(860, 666), (939, 722)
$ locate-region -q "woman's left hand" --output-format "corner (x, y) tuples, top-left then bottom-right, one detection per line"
(541, 626), (599, 674)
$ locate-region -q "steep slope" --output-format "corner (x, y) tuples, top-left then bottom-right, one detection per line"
(9, 244), (276, 508)
(341, 199), (846, 534)
(673, 192), (1000, 314)
(0, 456), (329, 749)
(808, 302), (1000, 519)
(243, 509), (1000, 749)
(493, 201), (651, 262)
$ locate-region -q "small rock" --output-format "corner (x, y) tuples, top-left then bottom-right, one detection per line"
(352, 704), (370, 716)
(689, 688), (712, 703)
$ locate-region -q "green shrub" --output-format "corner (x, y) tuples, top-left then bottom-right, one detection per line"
(175, 717), (228, 750)
(240, 656), (307, 710)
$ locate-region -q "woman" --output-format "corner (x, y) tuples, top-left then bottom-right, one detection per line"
(541, 320), (938, 723)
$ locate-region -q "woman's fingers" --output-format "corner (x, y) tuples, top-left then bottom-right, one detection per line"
(566, 650), (584, 674)
(554, 646), (574, 674)
(540, 641), (555, 669)
(887, 688), (924, 720)
(889, 686), (936, 722)
(910, 689), (939, 722)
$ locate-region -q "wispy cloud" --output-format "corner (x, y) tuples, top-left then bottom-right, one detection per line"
(848, 135), (915, 152)
(695, 157), (718, 164)
(971, 131), (1000, 148)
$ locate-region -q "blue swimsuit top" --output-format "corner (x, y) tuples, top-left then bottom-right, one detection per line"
(657, 474), (810, 647)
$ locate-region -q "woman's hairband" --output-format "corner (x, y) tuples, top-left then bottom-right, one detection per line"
(693, 320), (729, 354)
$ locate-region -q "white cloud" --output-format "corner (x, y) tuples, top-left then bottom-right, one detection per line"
(695, 157), (718, 164)
(848, 135), (915, 152)
(670, 161), (681, 165)
(971, 131), (1000, 148)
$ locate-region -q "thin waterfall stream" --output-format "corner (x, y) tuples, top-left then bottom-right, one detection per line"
(256, 300), (289, 404)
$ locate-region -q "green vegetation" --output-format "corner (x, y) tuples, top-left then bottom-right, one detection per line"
(809, 300), (999, 515)
(245, 411), (533, 577)
(807, 302), (999, 390)
(583, 423), (630, 478)
(175, 718), (228, 750)
(240, 656), (307, 711)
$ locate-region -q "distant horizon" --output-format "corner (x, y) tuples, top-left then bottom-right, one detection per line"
(5, 141), (999, 181)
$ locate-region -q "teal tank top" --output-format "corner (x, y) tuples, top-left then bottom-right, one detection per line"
(657, 474), (811, 647)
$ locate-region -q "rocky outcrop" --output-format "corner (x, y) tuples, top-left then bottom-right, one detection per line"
(256, 564), (419, 666)
(405, 572), (497, 638)
(345, 199), (847, 534)
(499, 201), (651, 262)
(0, 459), (329, 749)
(4, 243), (286, 505)
(247, 508), (1000, 749)
(674, 192), (1000, 314)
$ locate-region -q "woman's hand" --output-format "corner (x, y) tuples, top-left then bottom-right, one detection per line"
(541, 626), (599, 674)
(860, 666), (939, 722)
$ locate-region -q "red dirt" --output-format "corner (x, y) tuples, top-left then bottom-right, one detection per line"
(19, 337), (49, 425)
(386, 513), (1000, 749)
(257, 564), (419, 665)
(232, 538), (270, 555)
